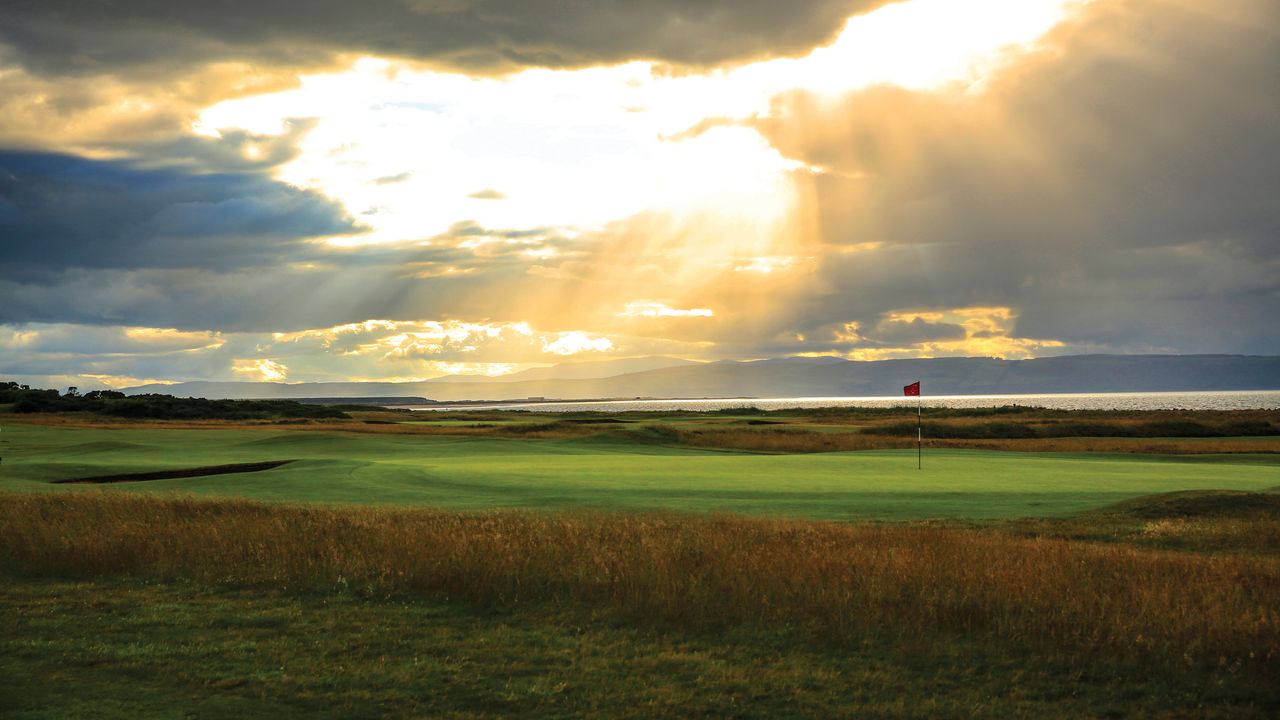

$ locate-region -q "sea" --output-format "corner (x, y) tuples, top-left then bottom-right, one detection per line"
(410, 390), (1280, 413)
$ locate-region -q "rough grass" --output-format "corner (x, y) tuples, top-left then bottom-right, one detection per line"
(1002, 491), (1280, 556)
(3, 491), (1277, 684)
(647, 427), (1280, 454)
(9, 577), (1273, 719)
(1099, 490), (1280, 519)
(660, 426), (914, 452)
(865, 413), (1279, 439)
(11, 407), (1280, 455)
(928, 437), (1280, 454)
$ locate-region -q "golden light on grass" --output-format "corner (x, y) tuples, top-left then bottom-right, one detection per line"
(1, 491), (1275, 677)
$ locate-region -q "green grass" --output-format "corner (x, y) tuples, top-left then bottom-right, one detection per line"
(2, 423), (1277, 520)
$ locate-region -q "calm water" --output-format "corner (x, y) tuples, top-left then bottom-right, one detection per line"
(412, 390), (1280, 413)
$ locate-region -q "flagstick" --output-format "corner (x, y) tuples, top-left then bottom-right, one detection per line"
(917, 395), (922, 470)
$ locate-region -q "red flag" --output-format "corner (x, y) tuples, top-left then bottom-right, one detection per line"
(903, 381), (920, 396)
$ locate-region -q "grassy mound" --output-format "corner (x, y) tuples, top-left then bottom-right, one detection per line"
(1093, 490), (1280, 520)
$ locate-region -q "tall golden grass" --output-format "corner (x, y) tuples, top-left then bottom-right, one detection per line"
(2, 491), (1276, 677)
(1135, 516), (1280, 551)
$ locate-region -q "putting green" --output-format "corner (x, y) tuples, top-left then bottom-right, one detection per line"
(1, 424), (1276, 520)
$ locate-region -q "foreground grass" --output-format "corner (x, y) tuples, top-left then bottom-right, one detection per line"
(3, 491), (1279, 717)
(5, 576), (1275, 719)
(4, 493), (1277, 673)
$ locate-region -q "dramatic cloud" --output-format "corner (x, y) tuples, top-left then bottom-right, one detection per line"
(869, 317), (967, 345)
(0, 318), (659, 389)
(274, 319), (620, 363)
(0, 323), (237, 388)
(748, 0), (1280, 355)
(0, 62), (305, 153)
(0, 1), (894, 78)
(0, 150), (361, 276)
(0, 325), (222, 356)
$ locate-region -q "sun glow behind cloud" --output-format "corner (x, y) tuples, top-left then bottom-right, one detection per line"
(618, 302), (714, 319)
(152, 0), (1083, 380)
(194, 0), (1079, 249)
(231, 358), (289, 382)
(845, 306), (1067, 361)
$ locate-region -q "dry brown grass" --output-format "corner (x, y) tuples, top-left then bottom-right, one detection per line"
(2, 412), (598, 439)
(930, 437), (1280, 454)
(5, 412), (365, 432)
(7, 410), (1279, 453)
(1134, 516), (1280, 550)
(669, 428), (913, 452)
(1003, 492), (1280, 557)
(646, 427), (1280, 454)
(2, 491), (1277, 679)
(813, 408), (1280, 425)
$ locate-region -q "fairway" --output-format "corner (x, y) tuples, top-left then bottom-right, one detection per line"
(3, 424), (1277, 520)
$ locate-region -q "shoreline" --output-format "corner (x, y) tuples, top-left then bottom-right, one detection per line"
(392, 395), (761, 410)
(389, 389), (1280, 412)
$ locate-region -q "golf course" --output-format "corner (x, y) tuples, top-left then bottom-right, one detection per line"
(3, 420), (1279, 520)
(3, 404), (1279, 718)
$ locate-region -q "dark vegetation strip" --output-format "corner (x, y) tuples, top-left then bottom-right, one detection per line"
(0, 381), (349, 420)
(865, 418), (1279, 438)
(53, 460), (295, 484)
(1, 491), (1276, 682)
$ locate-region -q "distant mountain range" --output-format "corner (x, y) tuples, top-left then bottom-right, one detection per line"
(123, 354), (1280, 402)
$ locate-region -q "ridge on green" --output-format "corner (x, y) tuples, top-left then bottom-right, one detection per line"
(1, 424), (1277, 520)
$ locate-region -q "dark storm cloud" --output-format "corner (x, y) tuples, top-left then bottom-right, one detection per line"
(0, 0), (896, 78)
(752, 0), (1280, 355)
(868, 318), (966, 345)
(0, 210), (583, 331)
(0, 258), (535, 332)
(0, 150), (361, 275)
(121, 119), (320, 173)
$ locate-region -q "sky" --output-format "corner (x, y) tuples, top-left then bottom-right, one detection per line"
(0, 0), (1277, 388)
